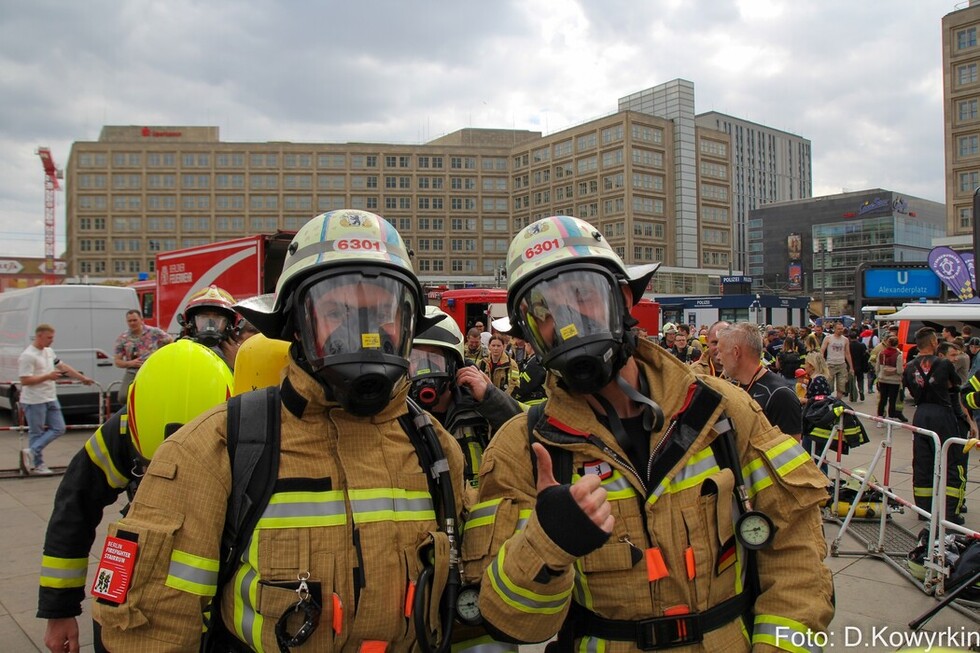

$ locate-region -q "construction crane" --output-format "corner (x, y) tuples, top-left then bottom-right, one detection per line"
(36, 147), (62, 285)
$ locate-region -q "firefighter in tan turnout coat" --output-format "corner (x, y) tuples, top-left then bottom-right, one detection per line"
(93, 210), (467, 652)
(461, 215), (834, 652)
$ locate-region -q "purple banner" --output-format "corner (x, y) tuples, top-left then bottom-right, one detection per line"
(928, 246), (975, 301)
(963, 252), (976, 292)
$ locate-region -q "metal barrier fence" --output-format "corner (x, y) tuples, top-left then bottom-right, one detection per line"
(0, 379), (118, 477)
(809, 408), (979, 621)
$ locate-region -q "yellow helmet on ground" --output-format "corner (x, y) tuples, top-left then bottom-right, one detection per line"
(233, 333), (291, 395)
(127, 340), (233, 459)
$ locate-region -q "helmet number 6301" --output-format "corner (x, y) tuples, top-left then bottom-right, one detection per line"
(524, 238), (561, 260)
(337, 239), (382, 252)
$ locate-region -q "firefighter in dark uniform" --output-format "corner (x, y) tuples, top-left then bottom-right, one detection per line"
(37, 340), (233, 653)
(409, 306), (521, 492)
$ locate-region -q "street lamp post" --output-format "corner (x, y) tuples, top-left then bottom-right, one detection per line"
(814, 237), (833, 318)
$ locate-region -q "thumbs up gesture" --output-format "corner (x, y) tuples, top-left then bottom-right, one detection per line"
(532, 443), (614, 556)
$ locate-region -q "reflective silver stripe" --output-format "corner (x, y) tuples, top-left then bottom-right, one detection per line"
(670, 450), (719, 490)
(257, 491), (348, 529)
(467, 502), (498, 522)
(714, 418), (733, 434)
(487, 547), (570, 614)
(263, 501), (346, 519)
(236, 565), (259, 648)
(40, 564), (87, 581)
(581, 636), (604, 653)
(767, 439), (809, 474)
(601, 474), (634, 495)
(350, 495), (434, 515)
(744, 461), (771, 493)
(84, 431), (128, 489)
(167, 558), (218, 594)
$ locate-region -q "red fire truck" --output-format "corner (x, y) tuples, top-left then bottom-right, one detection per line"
(435, 287), (660, 337)
(133, 233), (294, 334)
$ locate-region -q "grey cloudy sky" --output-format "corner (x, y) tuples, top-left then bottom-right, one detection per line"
(0, 0), (952, 257)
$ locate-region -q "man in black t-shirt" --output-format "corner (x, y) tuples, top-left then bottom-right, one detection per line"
(718, 322), (802, 439)
(903, 327), (974, 525)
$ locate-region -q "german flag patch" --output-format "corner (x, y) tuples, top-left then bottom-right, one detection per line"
(716, 535), (737, 575)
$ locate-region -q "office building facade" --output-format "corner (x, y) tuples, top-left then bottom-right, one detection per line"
(66, 115), (734, 295)
(748, 189), (945, 316)
(619, 80), (812, 280)
(943, 1), (980, 238)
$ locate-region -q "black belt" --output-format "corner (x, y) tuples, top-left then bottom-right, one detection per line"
(570, 593), (749, 650)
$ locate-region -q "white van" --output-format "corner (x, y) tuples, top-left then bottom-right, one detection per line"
(0, 285), (139, 418)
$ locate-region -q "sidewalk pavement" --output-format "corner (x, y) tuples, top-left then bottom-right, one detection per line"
(0, 392), (977, 652)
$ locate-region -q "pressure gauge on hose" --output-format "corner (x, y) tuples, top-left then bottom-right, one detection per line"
(735, 510), (776, 550)
(455, 584), (483, 626)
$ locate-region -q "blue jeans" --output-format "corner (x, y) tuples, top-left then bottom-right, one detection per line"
(24, 401), (66, 467)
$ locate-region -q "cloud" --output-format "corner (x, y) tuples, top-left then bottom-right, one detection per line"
(0, 0), (949, 258)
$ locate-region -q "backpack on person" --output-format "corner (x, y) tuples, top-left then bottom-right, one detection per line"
(204, 386), (455, 651)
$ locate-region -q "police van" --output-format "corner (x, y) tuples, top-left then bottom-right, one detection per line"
(0, 285), (139, 418)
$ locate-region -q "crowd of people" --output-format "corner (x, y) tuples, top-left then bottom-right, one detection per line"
(665, 316), (977, 528)
(37, 208), (980, 651)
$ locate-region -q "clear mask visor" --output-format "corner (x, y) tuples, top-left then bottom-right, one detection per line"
(298, 272), (415, 364)
(409, 346), (454, 381)
(517, 269), (617, 354)
(194, 312), (229, 336)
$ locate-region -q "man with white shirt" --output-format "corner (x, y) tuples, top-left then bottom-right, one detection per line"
(19, 324), (93, 475)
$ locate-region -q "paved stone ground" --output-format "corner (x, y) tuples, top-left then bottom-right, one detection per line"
(0, 393), (977, 652)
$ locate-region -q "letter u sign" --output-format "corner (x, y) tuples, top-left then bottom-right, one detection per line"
(897, 271), (908, 285)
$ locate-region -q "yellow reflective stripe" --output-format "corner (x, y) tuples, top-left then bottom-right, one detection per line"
(765, 438), (811, 478)
(465, 499), (502, 531)
(743, 457), (773, 499)
(913, 486), (934, 497)
(571, 558), (594, 610)
(84, 427), (129, 489)
(487, 542), (571, 614)
(752, 614), (822, 652)
(39, 555), (88, 588)
(669, 448), (721, 493)
(646, 449), (721, 506)
(571, 470), (637, 501)
(256, 490), (346, 529)
(348, 487), (435, 523)
(970, 374), (980, 391)
(467, 441), (484, 479)
(233, 537), (265, 653)
(516, 509), (531, 532)
(968, 393), (980, 410)
(165, 549), (219, 596)
(575, 636), (608, 653)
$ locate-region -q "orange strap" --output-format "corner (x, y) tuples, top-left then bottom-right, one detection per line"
(645, 547), (669, 582)
(663, 605), (691, 640)
(360, 642), (388, 653)
(332, 593), (343, 635)
(684, 546), (696, 580)
(404, 579), (416, 618)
